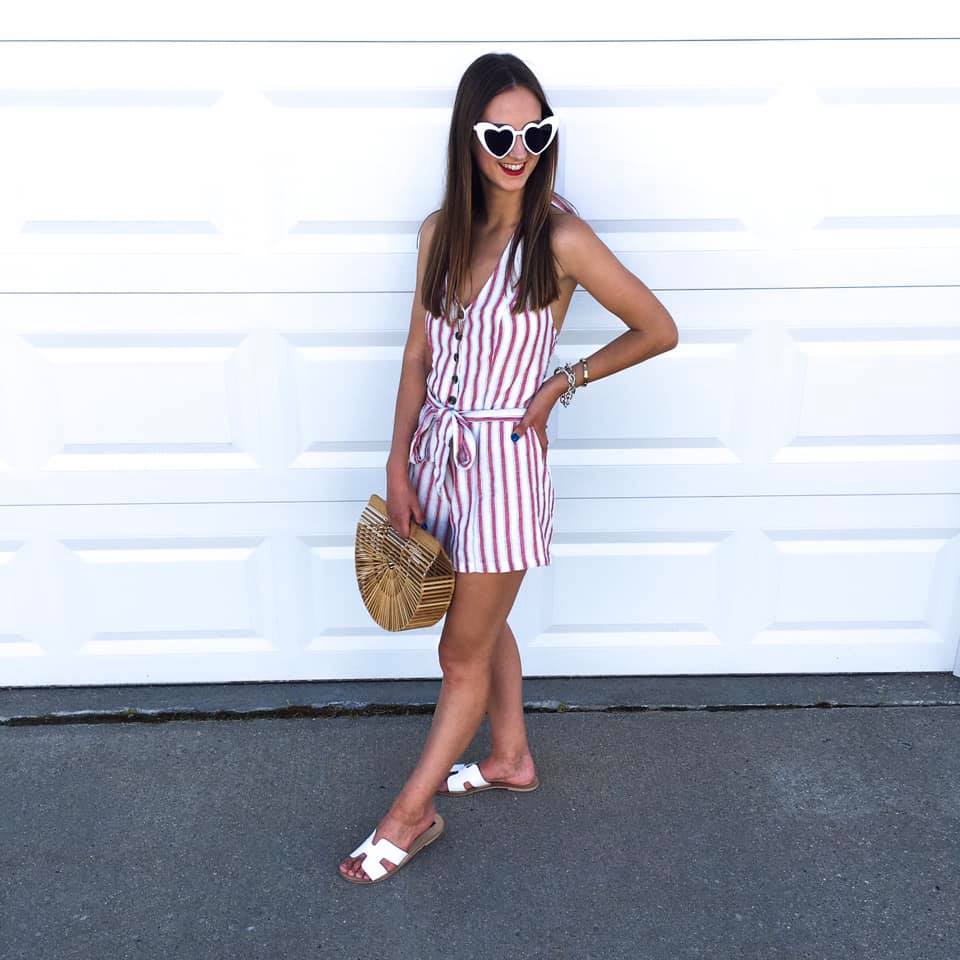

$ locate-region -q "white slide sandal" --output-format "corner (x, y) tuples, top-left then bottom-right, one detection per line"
(339, 813), (445, 884)
(436, 761), (540, 798)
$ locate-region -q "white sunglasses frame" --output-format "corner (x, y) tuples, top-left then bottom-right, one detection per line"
(471, 115), (560, 160)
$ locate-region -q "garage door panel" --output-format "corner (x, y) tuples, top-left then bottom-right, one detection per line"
(553, 286), (958, 496)
(788, 332), (959, 445)
(0, 319), (273, 498)
(1, 285), (956, 506)
(2, 40), (960, 291)
(1, 494), (957, 686)
(531, 494), (960, 677)
(1, 34), (958, 684)
(64, 537), (274, 661)
(283, 337), (399, 466)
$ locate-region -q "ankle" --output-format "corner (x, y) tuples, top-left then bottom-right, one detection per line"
(488, 750), (534, 768)
(387, 801), (436, 826)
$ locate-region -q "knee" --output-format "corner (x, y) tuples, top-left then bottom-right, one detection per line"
(438, 634), (494, 681)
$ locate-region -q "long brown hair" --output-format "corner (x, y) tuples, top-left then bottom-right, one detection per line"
(419, 53), (578, 327)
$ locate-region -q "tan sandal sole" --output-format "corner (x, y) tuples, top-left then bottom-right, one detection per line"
(339, 813), (445, 885)
(436, 776), (540, 798)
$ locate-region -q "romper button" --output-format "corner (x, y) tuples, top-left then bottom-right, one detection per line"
(455, 332), (462, 340)
(451, 375), (458, 383)
(453, 353), (459, 360)
(447, 395), (455, 404)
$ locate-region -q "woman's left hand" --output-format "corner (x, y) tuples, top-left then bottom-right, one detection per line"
(512, 378), (562, 452)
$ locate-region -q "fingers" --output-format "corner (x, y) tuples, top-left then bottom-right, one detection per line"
(389, 503), (411, 539)
(387, 481), (426, 539)
(391, 504), (426, 540)
(513, 420), (547, 446)
(408, 498), (425, 536)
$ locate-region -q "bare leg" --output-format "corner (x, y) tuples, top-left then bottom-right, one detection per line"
(339, 568), (527, 881)
(476, 620), (537, 786)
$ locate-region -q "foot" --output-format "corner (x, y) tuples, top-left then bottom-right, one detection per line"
(338, 806), (439, 883)
(473, 751), (538, 789)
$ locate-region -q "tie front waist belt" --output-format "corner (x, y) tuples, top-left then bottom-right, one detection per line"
(409, 397), (527, 500)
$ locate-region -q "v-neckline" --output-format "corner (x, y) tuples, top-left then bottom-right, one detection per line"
(459, 225), (518, 313)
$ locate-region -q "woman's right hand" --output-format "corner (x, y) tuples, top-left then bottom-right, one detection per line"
(386, 468), (425, 539)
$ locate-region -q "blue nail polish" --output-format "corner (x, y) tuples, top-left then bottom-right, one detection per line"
(511, 432), (519, 442)
(420, 522), (428, 529)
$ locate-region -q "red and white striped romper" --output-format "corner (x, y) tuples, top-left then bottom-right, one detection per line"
(407, 195), (570, 573)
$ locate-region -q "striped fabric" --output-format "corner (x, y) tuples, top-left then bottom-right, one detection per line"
(406, 196), (567, 572)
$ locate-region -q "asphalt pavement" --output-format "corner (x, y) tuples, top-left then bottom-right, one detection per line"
(2, 673), (958, 960)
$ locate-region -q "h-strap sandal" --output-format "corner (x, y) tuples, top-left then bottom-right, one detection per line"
(436, 761), (540, 798)
(339, 813), (445, 885)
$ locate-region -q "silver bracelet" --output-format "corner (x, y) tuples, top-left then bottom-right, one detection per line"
(553, 357), (589, 407)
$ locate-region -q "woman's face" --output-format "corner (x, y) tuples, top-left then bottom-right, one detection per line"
(472, 86), (544, 192)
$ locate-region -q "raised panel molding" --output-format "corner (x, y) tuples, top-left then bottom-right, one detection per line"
(1, 36), (958, 684)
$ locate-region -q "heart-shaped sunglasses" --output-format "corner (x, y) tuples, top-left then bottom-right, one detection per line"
(472, 115), (560, 160)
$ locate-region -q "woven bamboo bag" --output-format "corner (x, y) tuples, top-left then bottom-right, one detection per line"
(355, 493), (456, 631)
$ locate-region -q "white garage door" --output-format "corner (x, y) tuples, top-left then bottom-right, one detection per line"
(1, 12), (959, 686)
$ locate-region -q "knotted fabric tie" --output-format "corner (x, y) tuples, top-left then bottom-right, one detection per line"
(409, 392), (528, 505)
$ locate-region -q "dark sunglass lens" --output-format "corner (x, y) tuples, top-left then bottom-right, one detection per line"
(523, 121), (554, 155)
(483, 127), (515, 158)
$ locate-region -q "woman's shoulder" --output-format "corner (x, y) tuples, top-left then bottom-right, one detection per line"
(548, 193), (582, 235)
(549, 193), (578, 216)
(547, 194), (588, 284)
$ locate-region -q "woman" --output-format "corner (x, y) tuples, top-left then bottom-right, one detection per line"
(339, 53), (678, 884)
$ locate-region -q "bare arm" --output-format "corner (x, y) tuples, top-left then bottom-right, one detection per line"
(543, 214), (678, 400)
(385, 210), (439, 481)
